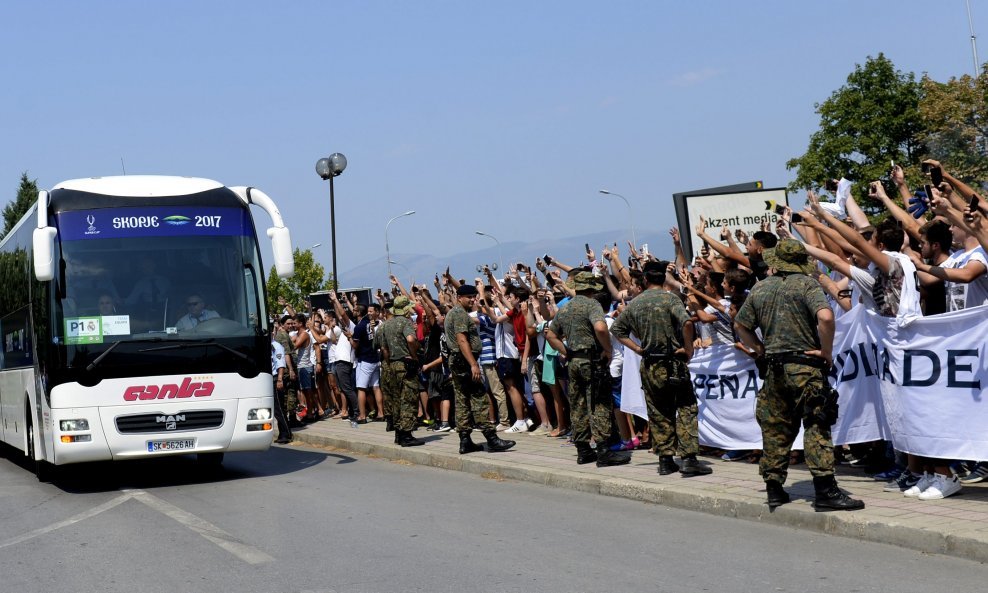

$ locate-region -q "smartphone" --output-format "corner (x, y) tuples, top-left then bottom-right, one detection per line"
(543, 254), (552, 264)
(970, 195), (980, 213)
(791, 212), (804, 224)
(891, 160), (895, 169)
(516, 262), (525, 271)
(921, 162), (932, 174)
(584, 243), (590, 253)
(924, 183), (934, 201)
(930, 166), (943, 187)
(824, 179), (839, 192)
(641, 243), (649, 257)
(774, 204), (787, 215)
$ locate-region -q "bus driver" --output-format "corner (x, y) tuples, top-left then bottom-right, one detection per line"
(175, 294), (220, 330)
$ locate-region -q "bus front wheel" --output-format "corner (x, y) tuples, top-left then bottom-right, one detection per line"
(26, 412), (54, 482)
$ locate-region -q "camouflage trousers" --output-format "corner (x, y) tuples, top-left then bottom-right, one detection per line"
(756, 363), (835, 484)
(384, 360), (420, 431)
(380, 359), (399, 420)
(567, 358), (613, 445)
(639, 359), (698, 457)
(450, 357), (493, 435)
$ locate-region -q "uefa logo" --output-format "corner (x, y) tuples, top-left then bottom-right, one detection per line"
(84, 214), (100, 236)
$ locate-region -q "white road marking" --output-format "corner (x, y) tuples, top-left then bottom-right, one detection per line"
(129, 489), (274, 564)
(0, 493), (133, 549)
(0, 488), (273, 565)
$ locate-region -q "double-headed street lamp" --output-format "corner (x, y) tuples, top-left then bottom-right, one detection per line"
(599, 189), (638, 248)
(474, 230), (503, 272)
(315, 152), (347, 288)
(385, 211), (415, 278)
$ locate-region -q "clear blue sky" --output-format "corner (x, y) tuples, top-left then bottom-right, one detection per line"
(1, 1), (983, 278)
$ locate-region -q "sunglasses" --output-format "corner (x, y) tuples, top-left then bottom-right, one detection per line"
(187, 301), (203, 307)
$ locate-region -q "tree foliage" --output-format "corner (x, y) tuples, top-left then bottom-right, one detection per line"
(265, 248), (334, 315)
(2, 172), (38, 239)
(786, 54), (926, 204)
(918, 65), (988, 186)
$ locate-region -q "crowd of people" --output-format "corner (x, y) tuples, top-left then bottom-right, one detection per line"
(269, 157), (988, 511)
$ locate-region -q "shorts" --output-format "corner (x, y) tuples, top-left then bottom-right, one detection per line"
(527, 357), (543, 393)
(355, 361), (381, 388)
(495, 357), (523, 385)
(426, 370), (450, 400)
(297, 366), (315, 391)
(611, 375), (622, 407)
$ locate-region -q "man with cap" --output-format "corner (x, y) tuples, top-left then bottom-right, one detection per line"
(612, 261), (710, 476)
(734, 239), (864, 511)
(444, 284), (516, 454)
(377, 295), (425, 446)
(545, 271), (631, 467)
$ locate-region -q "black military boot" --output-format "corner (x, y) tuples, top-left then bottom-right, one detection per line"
(397, 429), (424, 447)
(385, 415), (395, 432)
(657, 455), (680, 475)
(679, 455), (712, 476)
(575, 442), (598, 465)
(459, 432), (483, 454)
(483, 430), (516, 452)
(765, 480), (791, 508)
(813, 475), (865, 511)
(595, 444), (631, 467)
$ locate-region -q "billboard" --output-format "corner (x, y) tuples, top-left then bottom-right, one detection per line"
(674, 186), (789, 262)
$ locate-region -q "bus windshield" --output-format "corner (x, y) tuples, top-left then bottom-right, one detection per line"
(51, 205), (266, 367)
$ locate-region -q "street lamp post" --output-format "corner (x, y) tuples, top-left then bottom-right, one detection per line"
(474, 230), (503, 272)
(315, 153), (347, 289)
(599, 189), (638, 248)
(385, 211), (416, 278)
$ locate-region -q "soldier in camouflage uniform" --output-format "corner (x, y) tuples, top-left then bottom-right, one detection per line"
(734, 239), (864, 511)
(612, 262), (711, 476)
(545, 271), (631, 467)
(377, 296), (424, 447)
(274, 316), (299, 425)
(375, 302), (398, 434)
(444, 285), (515, 454)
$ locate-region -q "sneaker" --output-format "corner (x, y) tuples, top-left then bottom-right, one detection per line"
(960, 461), (988, 484)
(918, 474), (962, 500)
(721, 450), (750, 462)
(505, 420), (528, 433)
(873, 466), (904, 481)
(525, 418), (536, 431)
(883, 470), (920, 492)
(495, 423), (512, 432)
(903, 472), (934, 497)
(435, 423), (452, 433)
(419, 417), (435, 427)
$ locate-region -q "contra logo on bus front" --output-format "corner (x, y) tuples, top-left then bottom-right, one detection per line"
(124, 377), (215, 401)
(56, 207), (250, 241)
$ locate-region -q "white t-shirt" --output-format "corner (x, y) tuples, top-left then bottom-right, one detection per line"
(271, 341), (286, 374)
(604, 316), (623, 378)
(334, 320), (356, 364)
(943, 246), (988, 311)
(704, 299), (734, 346)
(849, 264), (877, 311)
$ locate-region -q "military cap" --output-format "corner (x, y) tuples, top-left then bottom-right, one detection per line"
(762, 239), (816, 275)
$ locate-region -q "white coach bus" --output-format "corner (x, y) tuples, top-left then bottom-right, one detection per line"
(0, 176), (294, 479)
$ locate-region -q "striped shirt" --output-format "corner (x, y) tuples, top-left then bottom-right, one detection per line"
(474, 312), (497, 366)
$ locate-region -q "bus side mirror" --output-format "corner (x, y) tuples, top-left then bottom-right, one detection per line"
(268, 226), (294, 278)
(33, 227), (58, 281)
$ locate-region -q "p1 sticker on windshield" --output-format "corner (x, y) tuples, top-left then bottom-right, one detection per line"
(65, 317), (103, 345)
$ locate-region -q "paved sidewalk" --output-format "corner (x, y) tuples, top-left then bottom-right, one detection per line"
(288, 418), (988, 564)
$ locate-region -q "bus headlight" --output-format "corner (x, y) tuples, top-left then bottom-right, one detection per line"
(60, 419), (90, 431)
(248, 408), (271, 421)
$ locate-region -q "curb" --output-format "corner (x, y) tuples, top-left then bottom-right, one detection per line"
(292, 432), (988, 564)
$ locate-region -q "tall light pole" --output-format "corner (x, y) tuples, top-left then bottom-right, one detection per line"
(474, 230), (503, 272)
(385, 211), (415, 278)
(599, 189), (637, 248)
(315, 152), (347, 289)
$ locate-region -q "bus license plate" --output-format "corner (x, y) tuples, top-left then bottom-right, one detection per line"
(147, 439), (196, 452)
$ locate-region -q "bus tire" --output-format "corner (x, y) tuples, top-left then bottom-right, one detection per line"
(26, 411), (54, 482)
(196, 452), (224, 467)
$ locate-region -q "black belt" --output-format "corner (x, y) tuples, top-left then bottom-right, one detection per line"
(765, 352), (827, 369)
(567, 350), (594, 359)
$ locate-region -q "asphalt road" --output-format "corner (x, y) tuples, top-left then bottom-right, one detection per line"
(0, 442), (985, 593)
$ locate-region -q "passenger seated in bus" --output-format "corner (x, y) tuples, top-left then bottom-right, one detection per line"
(97, 294), (117, 316)
(175, 294), (220, 330)
(124, 256), (171, 306)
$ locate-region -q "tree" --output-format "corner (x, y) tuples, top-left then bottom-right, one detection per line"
(2, 172), (38, 239)
(265, 248), (331, 315)
(786, 54), (926, 207)
(918, 64), (988, 186)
